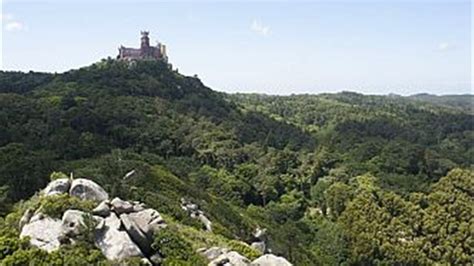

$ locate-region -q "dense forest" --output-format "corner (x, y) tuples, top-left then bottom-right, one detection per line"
(0, 59), (472, 265)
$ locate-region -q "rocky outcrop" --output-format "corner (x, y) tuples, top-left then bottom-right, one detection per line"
(43, 178), (71, 196)
(119, 208), (167, 255)
(19, 178), (294, 266)
(19, 177), (166, 264)
(20, 213), (63, 252)
(123, 209), (166, 239)
(181, 198), (212, 232)
(94, 199), (167, 262)
(120, 213), (152, 255)
(251, 254), (293, 266)
(95, 212), (144, 261)
(69, 178), (109, 202)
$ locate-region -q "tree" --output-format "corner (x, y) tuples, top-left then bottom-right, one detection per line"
(324, 182), (353, 219)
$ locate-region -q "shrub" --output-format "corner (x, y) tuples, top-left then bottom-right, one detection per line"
(1, 243), (109, 266)
(49, 172), (69, 181)
(39, 194), (95, 218)
(152, 227), (206, 266)
(74, 213), (100, 245)
(1, 247), (54, 266)
(0, 236), (29, 260)
(51, 244), (108, 265)
(227, 240), (262, 261)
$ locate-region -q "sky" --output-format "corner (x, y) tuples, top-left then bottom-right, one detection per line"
(1, 0), (472, 95)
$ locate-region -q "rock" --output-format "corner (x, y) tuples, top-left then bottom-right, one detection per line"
(314, 207), (324, 215)
(181, 198), (212, 232)
(120, 213), (152, 255)
(94, 213), (144, 261)
(104, 212), (122, 229)
(131, 201), (146, 210)
(251, 254), (293, 266)
(95, 218), (106, 231)
(61, 210), (87, 237)
(125, 208), (166, 238)
(29, 212), (45, 223)
(18, 208), (34, 231)
(212, 258), (230, 266)
(253, 227), (267, 241)
(133, 203), (146, 212)
(111, 197), (134, 214)
(119, 208), (166, 256)
(250, 227), (267, 254)
(209, 251), (251, 266)
(197, 213), (212, 232)
(185, 203), (199, 212)
(141, 258), (152, 265)
(250, 241), (266, 254)
(92, 200), (111, 217)
(200, 246), (229, 261)
(70, 178), (108, 202)
(61, 209), (102, 237)
(43, 178), (71, 196)
(180, 198), (199, 212)
(149, 253), (163, 265)
(20, 213), (62, 252)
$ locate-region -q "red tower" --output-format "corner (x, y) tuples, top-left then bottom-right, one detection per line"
(140, 31), (150, 49)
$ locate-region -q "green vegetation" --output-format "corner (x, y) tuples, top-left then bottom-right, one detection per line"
(340, 169), (473, 265)
(152, 227), (207, 266)
(0, 243), (108, 266)
(38, 194), (96, 218)
(227, 240), (262, 260)
(0, 60), (472, 264)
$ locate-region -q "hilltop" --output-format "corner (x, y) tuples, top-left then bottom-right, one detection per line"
(408, 93), (473, 112)
(0, 60), (473, 265)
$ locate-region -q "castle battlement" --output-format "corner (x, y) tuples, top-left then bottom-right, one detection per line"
(118, 31), (168, 62)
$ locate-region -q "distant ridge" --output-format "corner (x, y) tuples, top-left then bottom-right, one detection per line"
(408, 93), (473, 112)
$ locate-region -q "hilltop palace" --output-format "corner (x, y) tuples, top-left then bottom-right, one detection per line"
(118, 31), (168, 62)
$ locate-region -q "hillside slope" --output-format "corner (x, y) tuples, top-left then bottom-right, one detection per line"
(0, 60), (473, 265)
(408, 93), (473, 112)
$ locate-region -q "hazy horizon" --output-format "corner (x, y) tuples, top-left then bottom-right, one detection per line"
(2, 0), (472, 95)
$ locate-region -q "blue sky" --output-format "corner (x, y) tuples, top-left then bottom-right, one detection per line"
(1, 0), (472, 95)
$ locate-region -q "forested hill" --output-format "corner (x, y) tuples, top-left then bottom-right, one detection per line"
(408, 93), (474, 112)
(230, 92), (472, 189)
(0, 60), (472, 265)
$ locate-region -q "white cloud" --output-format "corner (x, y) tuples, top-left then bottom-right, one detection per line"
(437, 42), (456, 52)
(250, 19), (270, 37)
(2, 13), (27, 32)
(5, 21), (26, 32)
